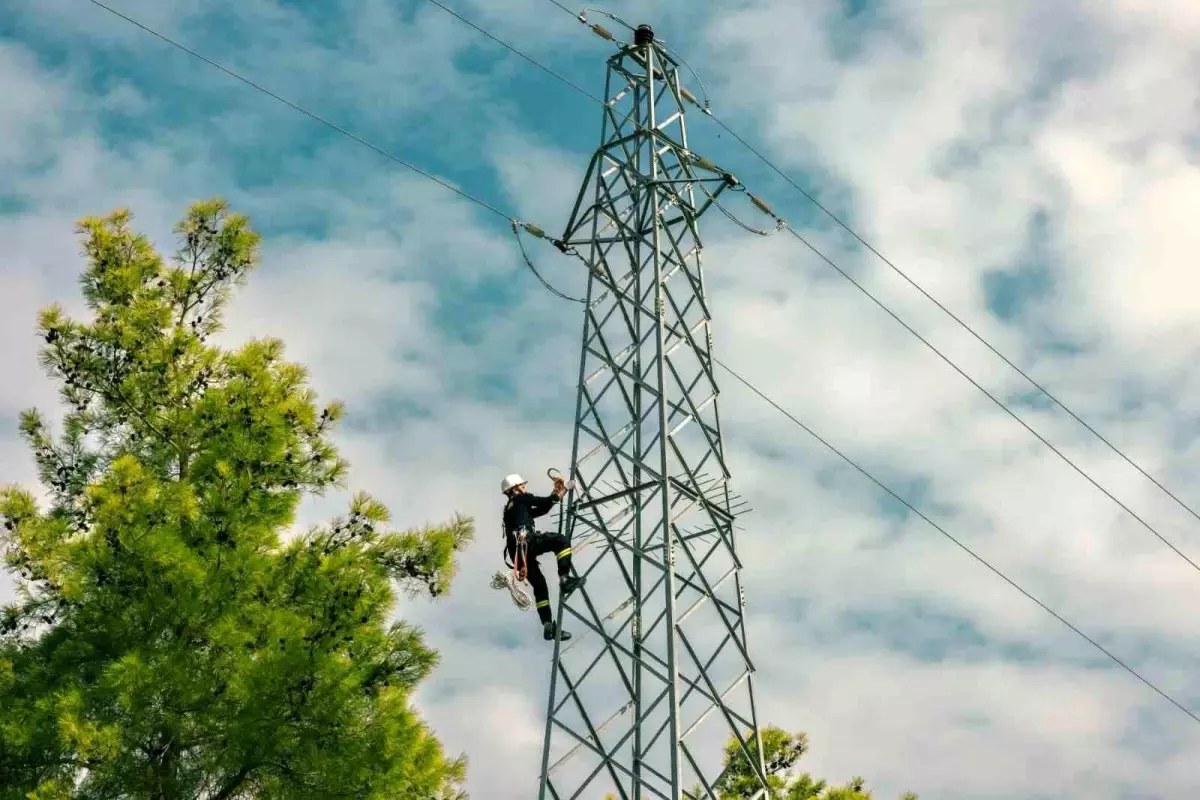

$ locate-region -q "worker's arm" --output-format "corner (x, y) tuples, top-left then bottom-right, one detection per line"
(526, 492), (561, 518)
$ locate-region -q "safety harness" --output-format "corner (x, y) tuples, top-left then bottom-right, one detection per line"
(506, 526), (531, 581)
(493, 491), (535, 610)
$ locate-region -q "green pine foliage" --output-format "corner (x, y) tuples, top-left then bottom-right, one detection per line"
(0, 200), (475, 798)
(701, 726), (918, 800)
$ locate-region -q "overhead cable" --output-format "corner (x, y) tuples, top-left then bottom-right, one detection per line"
(512, 222), (585, 303)
(779, 222), (1200, 574)
(427, 0), (1200, 574)
(85, 0), (577, 303)
(519, 205), (1200, 730)
(408, 0), (1200, 727)
(89, 0), (1200, 730)
(533, 0), (1200, 533)
(424, 0), (606, 106)
(714, 358), (1200, 728)
(705, 107), (1200, 527)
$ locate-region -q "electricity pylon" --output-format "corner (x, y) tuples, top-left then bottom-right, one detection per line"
(538, 24), (770, 800)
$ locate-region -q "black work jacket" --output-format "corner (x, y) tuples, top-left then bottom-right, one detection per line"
(503, 491), (560, 537)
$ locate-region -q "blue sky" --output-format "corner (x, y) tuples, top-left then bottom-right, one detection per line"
(4, 0), (1200, 797)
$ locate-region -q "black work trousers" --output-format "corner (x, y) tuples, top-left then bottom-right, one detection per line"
(507, 530), (574, 624)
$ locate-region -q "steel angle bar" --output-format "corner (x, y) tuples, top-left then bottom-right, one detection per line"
(558, 596), (639, 660)
(676, 542), (748, 671)
(680, 742), (721, 800)
(630, 643), (756, 736)
(680, 669), (752, 743)
(600, 532), (742, 620)
(547, 698), (635, 776)
(675, 629), (765, 783)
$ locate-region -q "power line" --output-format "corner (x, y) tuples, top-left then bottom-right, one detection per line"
(424, 0), (605, 106)
(406, 1), (1200, 727)
(538, 0), (1200, 538)
(648, 5), (1200, 532)
(87, 0), (1200, 728)
(715, 357), (1200, 727)
(704, 109), (1200, 530)
(85, 0), (582, 304)
(517, 209), (1200, 730)
(543, 0), (584, 19)
(423, 0), (1200, 574)
(86, 0), (515, 221)
(511, 222), (585, 303)
(780, 223), (1200, 574)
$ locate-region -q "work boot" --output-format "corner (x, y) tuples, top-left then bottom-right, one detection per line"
(543, 621), (572, 642)
(560, 574), (585, 598)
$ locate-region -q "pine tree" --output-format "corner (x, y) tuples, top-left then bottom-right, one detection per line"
(691, 725), (919, 799)
(0, 200), (474, 798)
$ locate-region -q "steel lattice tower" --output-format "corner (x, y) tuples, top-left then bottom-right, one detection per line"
(538, 24), (770, 800)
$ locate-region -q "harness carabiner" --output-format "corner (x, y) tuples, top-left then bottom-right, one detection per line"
(547, 467), (576, 496)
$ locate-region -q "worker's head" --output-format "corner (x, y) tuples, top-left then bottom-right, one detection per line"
(501, 473), (527, 496)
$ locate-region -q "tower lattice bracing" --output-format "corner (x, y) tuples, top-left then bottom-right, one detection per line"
(538, 25), (770, 800)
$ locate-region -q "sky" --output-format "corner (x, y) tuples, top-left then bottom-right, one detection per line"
(2, 0), (1200, 797)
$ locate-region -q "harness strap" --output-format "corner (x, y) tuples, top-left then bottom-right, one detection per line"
(514, 535), (529, 582)
(503, 523), (532, 579)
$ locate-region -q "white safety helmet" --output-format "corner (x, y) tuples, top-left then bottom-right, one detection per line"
(501, 473), (527, 494)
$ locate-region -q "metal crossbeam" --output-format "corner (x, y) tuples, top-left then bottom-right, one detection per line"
(538, 24), (769, 800)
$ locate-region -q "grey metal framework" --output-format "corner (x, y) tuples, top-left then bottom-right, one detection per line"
(538, 25), (770, 800)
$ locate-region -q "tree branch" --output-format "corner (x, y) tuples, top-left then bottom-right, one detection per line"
(98, 375), (188, 467)
(177, 247), (202, 328)
(208, 763), (255, 800)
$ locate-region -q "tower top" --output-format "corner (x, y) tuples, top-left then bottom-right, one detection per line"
(634, 24), (654, 45)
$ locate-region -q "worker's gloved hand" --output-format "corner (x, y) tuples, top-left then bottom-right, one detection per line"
(553, 477), (567, 497)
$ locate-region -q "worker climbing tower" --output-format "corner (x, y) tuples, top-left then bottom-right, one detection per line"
(538, 23), (770, 800)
